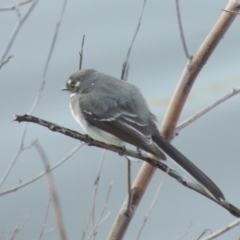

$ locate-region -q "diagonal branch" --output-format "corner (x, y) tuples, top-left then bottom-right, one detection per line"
(13, 114), (240, 218)
(108, 2), (240, 239)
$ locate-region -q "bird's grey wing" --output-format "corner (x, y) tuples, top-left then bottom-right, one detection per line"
(80, 96), (166, 160)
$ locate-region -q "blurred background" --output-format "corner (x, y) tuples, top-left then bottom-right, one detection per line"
(0, 0), (240, 239)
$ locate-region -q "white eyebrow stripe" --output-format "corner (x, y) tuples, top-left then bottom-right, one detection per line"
(67, 79), (72, 84)
(75, 81), (80, 87)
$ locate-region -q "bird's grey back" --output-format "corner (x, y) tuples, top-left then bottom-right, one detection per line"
(73, 69), (157, 124)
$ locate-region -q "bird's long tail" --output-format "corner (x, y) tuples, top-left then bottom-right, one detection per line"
(152, 132), (225, 202)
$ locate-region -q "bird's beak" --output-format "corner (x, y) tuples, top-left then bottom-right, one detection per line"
(62, 86), (68, 91)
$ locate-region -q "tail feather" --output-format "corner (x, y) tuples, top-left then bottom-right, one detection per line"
(152, 133), (225, 201)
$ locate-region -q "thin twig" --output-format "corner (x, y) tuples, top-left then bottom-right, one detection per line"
(177, 88), (240, 132)
(197, 229), (212, 240)
(91, 150), (106, 231)
(9, 213), (31, 240)
(136, 167), (169, 240)
(13, 114), (240, 218)
(29, 0), (68, 113)
(87, 182), (113, 240)
(0, 143), (83, 197)
(0, 0), (67, 192)
(0, 55), (13, 69)
(175, 223), (192, 240)
(201, 218), (240, 240)
(121, 0), (146, 80)
(0, 0), (38, 66)
(9, 224), (21, 240)
(33, 141), (67, 240)
(175, 0), (191, 59)
(79, 35), (85, 70)
(98, 211), (111, 226)
(0, 0), (33, 11)
(81, 150), (106, 240)
(38, 198), (52, 240)
(0, 130), (26, 188)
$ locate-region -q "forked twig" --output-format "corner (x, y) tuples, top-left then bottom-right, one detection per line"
(0, 143), (83, 197)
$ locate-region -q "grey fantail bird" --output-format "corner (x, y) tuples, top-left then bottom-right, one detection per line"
(62, 68), (225, 202)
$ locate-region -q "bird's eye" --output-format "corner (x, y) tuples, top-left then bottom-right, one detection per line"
(70, 82), (75, 88)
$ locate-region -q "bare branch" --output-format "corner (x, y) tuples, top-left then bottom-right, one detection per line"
(79, 35), (85, 70)
(175, 223), (192, 240)
(0, 0), (67, 192)
(9, 224), (21, 240)
(91, 150), (106, 233)
(13, 114), (240, 217)
(33, 141), (67, 240)
(0, 55), (13, 69)
(175, 0), (191, 59)
(0, 143), (83, 197)
(176, 88), (240, 132)
(197, 229), (212, 240)
(38, 198), (52, 240)
(9, 213), (31, 240)
(29, 0), (68, 113)
(136, 168), (169, 240)
(0, 0), (38, 66)
(108, 2), (240, 238)
(0, 0), (33, 11)
(87, 182), (113, 240)
(121, 0), (146, 80)
(201, 218), (240, 240)
(0, 126), (27, 188)
(81, 150), (106, 240)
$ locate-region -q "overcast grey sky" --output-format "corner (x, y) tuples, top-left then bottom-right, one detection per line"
(0, 1), (240, 239)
